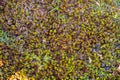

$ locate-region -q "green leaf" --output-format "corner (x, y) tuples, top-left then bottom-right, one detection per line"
(114, 14), (118, 19)
(26, 9), (29, 16)
(44, 55), (51, 63)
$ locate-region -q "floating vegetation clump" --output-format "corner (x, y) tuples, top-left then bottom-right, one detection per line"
(0, 0), (120, 80)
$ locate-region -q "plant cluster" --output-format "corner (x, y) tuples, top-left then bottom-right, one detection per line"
(0, 0), (120, 80)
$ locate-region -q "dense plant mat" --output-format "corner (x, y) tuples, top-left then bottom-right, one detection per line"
(0, 0), (120, 80)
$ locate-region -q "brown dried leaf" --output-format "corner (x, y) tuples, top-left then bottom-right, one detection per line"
(117, 65), (120, 73)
